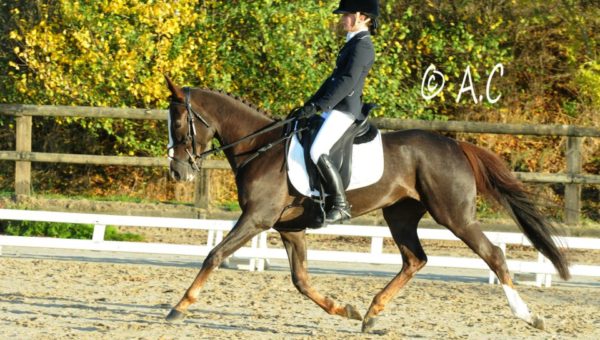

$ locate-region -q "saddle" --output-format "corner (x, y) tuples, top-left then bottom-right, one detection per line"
(297, 104), (379, 194)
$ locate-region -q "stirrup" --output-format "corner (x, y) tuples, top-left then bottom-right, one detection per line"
(325, 206), (351, 223)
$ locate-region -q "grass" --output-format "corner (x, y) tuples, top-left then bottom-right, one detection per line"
(0, 220), (144, 241)
(0, 191), (13, 199)
(220, 200), (241, 212)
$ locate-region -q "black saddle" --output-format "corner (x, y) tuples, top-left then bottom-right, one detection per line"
(298, 103), (379, 193)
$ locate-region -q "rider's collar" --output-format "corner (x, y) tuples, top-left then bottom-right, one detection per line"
(346, 28), (369, 42)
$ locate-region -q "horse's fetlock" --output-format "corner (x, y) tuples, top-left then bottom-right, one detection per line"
(368, 300), (385, 316)
(184, 292), (198, 305)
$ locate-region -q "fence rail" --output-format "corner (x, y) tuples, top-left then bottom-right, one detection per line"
(3, 104), (600, 137)
(1, 104), (599, 225)
(0, 209), (599, 287)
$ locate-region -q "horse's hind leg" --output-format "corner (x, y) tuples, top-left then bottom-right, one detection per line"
(362, 199), (427, 333)
(447, 220), (545, 329)
(427, 200), (545, 329)
(279, 230), (362, 321)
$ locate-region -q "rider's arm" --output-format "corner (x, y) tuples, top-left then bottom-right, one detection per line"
(310, 39), (374, 111)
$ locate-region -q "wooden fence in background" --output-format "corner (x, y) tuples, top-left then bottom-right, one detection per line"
(1, 104), (599, 225)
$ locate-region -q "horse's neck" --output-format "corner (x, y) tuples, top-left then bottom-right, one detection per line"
(204, 91), (271, 141)
(201, 91), (275, 168)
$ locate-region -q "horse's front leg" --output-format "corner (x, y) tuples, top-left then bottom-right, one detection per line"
(166, 213), (266, 321)
(279, 230), (362, 321)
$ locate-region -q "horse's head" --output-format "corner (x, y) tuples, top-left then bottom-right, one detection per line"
(165, 76), (216, 182)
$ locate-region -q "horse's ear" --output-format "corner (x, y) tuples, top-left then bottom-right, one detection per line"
(164, 74), (184, 102)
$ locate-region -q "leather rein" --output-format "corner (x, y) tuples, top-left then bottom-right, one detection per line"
(168, 87), (305, 171)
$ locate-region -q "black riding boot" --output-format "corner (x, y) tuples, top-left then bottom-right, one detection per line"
(316, 155), (351, 223)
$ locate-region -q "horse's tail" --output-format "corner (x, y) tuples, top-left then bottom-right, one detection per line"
(458, 141), (570, 280)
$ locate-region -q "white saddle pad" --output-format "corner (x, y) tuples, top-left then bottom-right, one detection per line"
(286, 131), (385, 197)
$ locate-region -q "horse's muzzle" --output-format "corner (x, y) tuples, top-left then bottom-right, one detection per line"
(170, 160), (196, 182)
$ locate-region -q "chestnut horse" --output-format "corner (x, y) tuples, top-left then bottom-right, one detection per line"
(164, 77), (569, 332)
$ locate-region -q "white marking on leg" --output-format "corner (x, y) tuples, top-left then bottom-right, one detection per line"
(502, 284), (532, 323)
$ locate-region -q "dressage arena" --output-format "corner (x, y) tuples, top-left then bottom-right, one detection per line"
(1, 240), (599, 339)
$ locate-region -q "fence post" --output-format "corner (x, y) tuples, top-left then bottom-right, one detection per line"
(565, 137), (582, 226)
(15, 115), (32, 196)
(92, 224), (107, 242)
(370, 237), (384, 256)
(194, 168), (210, 209)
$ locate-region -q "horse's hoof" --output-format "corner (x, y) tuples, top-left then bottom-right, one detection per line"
(361, 316), (376, 333)
(165, 308), (185, 322)
(344, 304), (363, 321)
(531, 314), (545, 330)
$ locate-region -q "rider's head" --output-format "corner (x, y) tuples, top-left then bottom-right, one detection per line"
(333, 0), (379, 35)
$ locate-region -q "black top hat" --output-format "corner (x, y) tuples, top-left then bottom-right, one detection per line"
(333, 0), (379, 19)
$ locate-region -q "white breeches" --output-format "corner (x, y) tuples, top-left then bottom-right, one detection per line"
(310, 110), (356, 164)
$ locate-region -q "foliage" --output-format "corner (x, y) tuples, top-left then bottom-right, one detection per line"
(1, 220), (143, 241)
(374, 1), (513, 119)
(2, 0), (597, 136)
(0, 3), (557, 116)
(219, 200), (242, 212)
(0, 0), (597, 216)
(104, 226), (144, 242)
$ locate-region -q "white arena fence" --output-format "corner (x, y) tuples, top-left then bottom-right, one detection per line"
(1, 209), (599, 287)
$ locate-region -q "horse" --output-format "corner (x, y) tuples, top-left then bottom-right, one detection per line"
(163, 76), (570, 332)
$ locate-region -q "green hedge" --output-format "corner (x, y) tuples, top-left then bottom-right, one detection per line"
(0, 1), (597, 189)
(4, 1), (596, 153)
(1, 220), (143, 241)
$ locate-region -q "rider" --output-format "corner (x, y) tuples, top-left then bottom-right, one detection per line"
(295, 0), (379, 223)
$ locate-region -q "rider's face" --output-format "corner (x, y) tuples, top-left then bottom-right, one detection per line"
(340, 13), (356, 32)
(340, 12), (368, 33)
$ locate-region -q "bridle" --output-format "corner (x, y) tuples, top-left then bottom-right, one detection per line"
(168, 87), (306, 171)
(168, 87), (210, 171)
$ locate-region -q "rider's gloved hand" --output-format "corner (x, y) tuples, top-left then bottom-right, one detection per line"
(296, 102), (318, 119)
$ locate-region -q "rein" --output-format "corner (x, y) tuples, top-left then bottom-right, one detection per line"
(169, 87), (306, 171)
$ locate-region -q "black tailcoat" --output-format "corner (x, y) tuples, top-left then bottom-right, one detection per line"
(309, 31), (375, 120)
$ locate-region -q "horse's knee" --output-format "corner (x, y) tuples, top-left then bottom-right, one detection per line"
(413, 257), (427, 271)
(404, 258), (427, 278)
(399, 245), (428, 273)
(202, 251), (224, 270)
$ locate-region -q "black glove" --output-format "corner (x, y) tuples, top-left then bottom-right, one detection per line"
(296, 103), (318, 119)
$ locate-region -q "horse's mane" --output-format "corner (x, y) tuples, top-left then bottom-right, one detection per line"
(200, 88), (278, 119)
